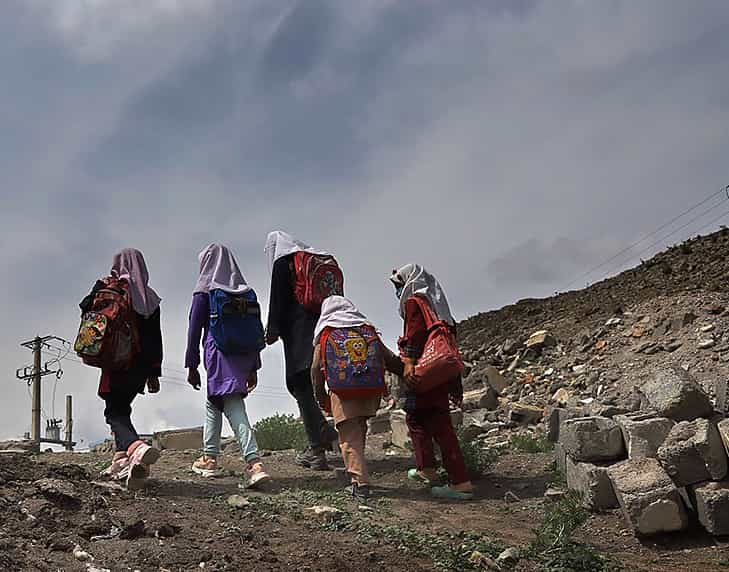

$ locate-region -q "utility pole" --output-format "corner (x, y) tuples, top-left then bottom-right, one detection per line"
(31, 337), (42, 444)
(65, 395), (73, 452)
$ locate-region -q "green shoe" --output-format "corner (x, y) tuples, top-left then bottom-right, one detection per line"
(431, 485), (474, 501)
(407, 468), (431, 485)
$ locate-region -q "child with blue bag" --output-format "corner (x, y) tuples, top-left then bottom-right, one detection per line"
(311, 296), (403, 500)
(185, 243), (271, 488)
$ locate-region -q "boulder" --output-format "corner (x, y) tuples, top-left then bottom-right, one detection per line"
(462, 387), (498, 412)
(607, 458), (689, 536)
(390, 410), (412, 450)
(559, 417), (625, 462)
(484, 366), (509, 395)
(546, 406), (585, 443)
(689, 481), (729, 536)
(657, 418), (728, 486)
(565, 456), (619, 510)
(614, 412), (674, 459)
(526, 330), (556, 351)
(639, 367), (713, 422)
(508, 403), (544, 425)
(152, 427), (203, 451)
(367, 409), (391, 435)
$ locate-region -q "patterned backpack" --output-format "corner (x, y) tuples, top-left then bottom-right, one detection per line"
(321, 325), (385, 398)
(208, 288), (265, 355)
(293, 252), (344, 312)
(74, 277), (140, 371)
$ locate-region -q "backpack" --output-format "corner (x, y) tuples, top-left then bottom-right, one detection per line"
(321, 325), (386, 398)
(74, 277), (140, 371)
(292, 252), (344, 312)
(208, 288), (265, 355)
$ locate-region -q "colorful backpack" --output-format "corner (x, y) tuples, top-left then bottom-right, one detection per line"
(293, 252), (344, 312)
(74, 277), (140, 371)
(208, 288), (265, 355)
(321, 325), (385, 398)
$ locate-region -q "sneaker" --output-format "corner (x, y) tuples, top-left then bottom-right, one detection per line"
(125, 441), (160, 491)
(430, 485), (474, 501)
(100, 452), (129, 480)
(407, 468), (434, 485)
(192, 456), (224, 478)
(242, 460), (271, 489)
(295, 447), (329, 471)
(345, 483), (371, 502)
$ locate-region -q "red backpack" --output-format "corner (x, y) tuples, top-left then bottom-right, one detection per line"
(74, 277), (140, 371)
(292, 252), (344, 312)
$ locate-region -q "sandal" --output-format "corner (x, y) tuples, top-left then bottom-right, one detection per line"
(430, 485), (474, 501)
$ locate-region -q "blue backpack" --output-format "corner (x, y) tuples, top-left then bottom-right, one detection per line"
(208, 289), (265, 355)
(321, 325), (385, 398)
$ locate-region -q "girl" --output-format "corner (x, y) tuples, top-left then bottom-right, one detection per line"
(186, 244), (270, 489)
(264, 231), (338, 471)
(390, 264), (474, 501)
(83, 248), (163, 490)
(311, 296), (403, 501)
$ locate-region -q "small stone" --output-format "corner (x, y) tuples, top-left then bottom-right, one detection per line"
(227, 495), (250, 509)
(526, 330), (556, 350)
(544, 488), (567, 502)
(155, 524), (179, 538)
(701, 324), (715, 333)
(605, 318), (622, 327)
(469, 551), (498, 570)
(73, 545), (93, 563)
(504, 490), (521, 503)
(572, 364), (587, 374)
(698, 339), (716, 349)
(496, 547), (521, 567)
(306, 505), (344, 522)
(551, 388), (572, 407)
(34, 478), (79, 502)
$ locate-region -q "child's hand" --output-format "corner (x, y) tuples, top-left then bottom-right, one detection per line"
(246, 371), (258, 393)
(146, 376), (160, 394)
(187, 368), (201, 390)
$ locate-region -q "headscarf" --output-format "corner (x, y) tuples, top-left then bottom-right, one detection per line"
(264, 230), (329, 272)
(390, 264), (455, 326)
(313, 295), (377, 344)
(194, 243), (251, 295)
(110, 248), (161, 318)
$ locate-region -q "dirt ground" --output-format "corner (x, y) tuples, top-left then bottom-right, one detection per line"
(2, 437), (729, 572)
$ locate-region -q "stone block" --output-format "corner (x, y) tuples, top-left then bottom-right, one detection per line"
(152, 427), (203, 451)
(526, 330), (556, 350)
(462, 387), (498, 412)
(689, 481), (729, 536)
(565, 456), (619, 510)
(607, 458), (689, 536)
(367, 409), (391, 435)
(657, 418), (727, 486)
(559, 417), (625, 462)
(718, 418), (729, 456)
(546, 406), (585, 443)
(390, 410), (412, 450)
(508, 403), (544, 425)
(639, 367), (713, 422)
(554, 442), (568, 475)
(614, 412), (674, 459)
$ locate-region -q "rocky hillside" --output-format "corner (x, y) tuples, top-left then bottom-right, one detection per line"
(458, 228), (729, 413)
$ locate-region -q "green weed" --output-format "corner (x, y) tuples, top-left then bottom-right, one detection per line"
(253, 413), (307, 451)
(510, 433), (554, 453)
(456, 427), (499, 479)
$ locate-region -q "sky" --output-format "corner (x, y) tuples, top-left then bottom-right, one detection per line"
(2, 0), (729, 447)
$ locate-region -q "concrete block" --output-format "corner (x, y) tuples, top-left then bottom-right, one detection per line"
(657, 418), (728, 486)
(462, 387), (498, 412)
(716, 418), (729, 457)
(615, 412), (674, 459)
(390, 410), (412, 450)
(639, 367), (713, 422)
(565, 456), (619, 510)
(546, 407), (585, 443)
(689, 481), (729, 536)
(152, 427), (203, 451)
(555, 442), (568, 475)
(508, 403), (544, 425)
(367, 409), (392, 435)
(607, 458), (689, 536)
(559, 417), (625, 462)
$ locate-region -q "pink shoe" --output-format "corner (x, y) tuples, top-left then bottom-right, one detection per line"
(100, 452), (129, 481)
(191, 456), (224, 478)
(242, 460), (271, 490)
(125, 441), (160, 491)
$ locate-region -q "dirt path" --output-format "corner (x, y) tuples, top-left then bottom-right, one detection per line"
(2, 441), (729, 571)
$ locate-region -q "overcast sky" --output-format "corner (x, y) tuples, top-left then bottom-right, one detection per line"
(2, 0), (728, 447)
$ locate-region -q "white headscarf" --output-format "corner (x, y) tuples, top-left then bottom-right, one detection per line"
(110, 248), (161, 318)
(194, 243), (251, 295)
(264, 230), (329, 272)
(390, 264), (455, 326)
(313, 295), (377, 344)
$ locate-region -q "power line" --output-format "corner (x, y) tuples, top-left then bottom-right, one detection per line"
(563, 184), (729, 289)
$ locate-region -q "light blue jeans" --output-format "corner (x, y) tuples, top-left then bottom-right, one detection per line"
(203, 395), (259, 463)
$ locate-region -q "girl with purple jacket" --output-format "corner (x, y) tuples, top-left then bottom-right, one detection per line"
(185, 244), (270, 489)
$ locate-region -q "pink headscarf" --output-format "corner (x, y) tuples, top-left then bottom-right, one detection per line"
(110, 248), (161, 317)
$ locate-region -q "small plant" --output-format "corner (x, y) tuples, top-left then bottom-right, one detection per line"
(456, 427), (498, 479)
(510, 433), (553, 453)
(253, 413), (307, 451)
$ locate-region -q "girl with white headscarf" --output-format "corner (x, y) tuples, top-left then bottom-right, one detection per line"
(310, 296), (403, 501)
(80, 248), (163, 490)
(389, 264), (473, 501)
(264, 230), (338, 471)
(185, 243), (270, 487)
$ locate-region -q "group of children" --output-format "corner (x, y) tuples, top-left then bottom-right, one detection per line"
(79, 231), (473, 501)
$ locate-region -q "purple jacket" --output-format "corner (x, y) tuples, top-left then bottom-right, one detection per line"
(185, 293), (260, 402)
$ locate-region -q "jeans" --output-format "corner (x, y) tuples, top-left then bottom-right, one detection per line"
(103, 382), (143, 452)
(286, 370), (328, 450)
(203, 395), (259, 462)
